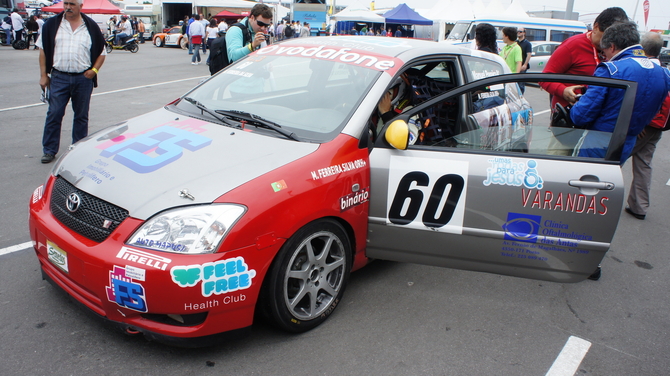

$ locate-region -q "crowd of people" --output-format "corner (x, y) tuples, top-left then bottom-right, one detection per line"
(2, 8), (44, 48)
(106, 15), (146, 45)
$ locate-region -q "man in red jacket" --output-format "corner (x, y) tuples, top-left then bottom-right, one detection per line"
(539, 7), (628, 155)
(625, 32), (670, 220)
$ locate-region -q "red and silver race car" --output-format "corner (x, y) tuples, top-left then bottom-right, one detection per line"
(153, 26), (188, 49)
(29, 36), (636, 346)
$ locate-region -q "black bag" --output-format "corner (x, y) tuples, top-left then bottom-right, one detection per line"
(284, 24), (294, 38)
(550, 103), (584, 147)
(209, 23), (248, 76)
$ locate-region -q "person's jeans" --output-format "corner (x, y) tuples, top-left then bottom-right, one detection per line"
(138, 31), (144, 43)
(188, 35), (193, 54)
(115, 32), (128, 45)
(2, 28), (11, 45)
(42, 70), (94, 155)
(191, 42), (201, 63)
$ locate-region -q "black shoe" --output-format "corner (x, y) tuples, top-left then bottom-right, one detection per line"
(41, 153), (55, 164)
(625, 207), (645, 220)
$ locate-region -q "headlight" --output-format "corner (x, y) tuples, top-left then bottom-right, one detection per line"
(127, 204), (246, 254)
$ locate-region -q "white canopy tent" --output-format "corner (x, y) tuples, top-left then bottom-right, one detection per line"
(330, 6), (386, 23)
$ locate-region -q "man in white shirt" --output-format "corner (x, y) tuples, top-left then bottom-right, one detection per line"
(114, 16), (132, 46)
(10, 8), (23, 42)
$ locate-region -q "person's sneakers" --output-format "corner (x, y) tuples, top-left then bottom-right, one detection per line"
(625, 207), (646, 220)
(41, 153), (55, 164)
(191, 62), (197, 65)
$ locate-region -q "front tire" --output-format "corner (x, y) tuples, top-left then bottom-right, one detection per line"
(105, 43), (112, 53)
(154, 37), (163, 47)
(263, 220), (351, 333)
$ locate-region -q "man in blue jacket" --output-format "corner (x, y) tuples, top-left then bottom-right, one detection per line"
(570, 21), (670, 164)
(225, 4), (272, 64)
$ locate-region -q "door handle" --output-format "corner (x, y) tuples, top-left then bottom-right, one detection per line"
(568, 180), (615, 190)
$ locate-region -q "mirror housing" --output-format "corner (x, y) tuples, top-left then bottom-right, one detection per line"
(385, 119), (410, 150)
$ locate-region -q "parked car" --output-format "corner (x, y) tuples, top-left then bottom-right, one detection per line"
(29, 36), (636, 346)
(25, 0), (53, 7)
(659, 47), (670, 68)
(153, 26), (187, 49)
(527, 41), (561, 73)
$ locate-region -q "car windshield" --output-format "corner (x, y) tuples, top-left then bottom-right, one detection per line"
(447, 22), (472, 42)
(177, 53), (382, 142)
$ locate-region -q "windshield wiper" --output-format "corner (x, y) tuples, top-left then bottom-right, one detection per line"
(215, 109), (299, 141)
(182, 97), (239, 129)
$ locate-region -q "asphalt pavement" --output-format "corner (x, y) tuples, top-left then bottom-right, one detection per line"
(1, 41), (669, 376)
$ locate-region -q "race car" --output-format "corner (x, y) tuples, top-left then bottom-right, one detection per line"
(153, 26), (188, 49)
(29, 36), (636, 346)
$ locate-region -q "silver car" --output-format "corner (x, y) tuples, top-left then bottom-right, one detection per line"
(528, 41), (561, 73)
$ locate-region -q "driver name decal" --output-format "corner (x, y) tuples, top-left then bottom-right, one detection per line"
(171, 257), (257, 298)
(521, 189), (609, 215)
(387, 156), (469, 234)
(311, 159), (367, 180)
(483, 158), (543, 189)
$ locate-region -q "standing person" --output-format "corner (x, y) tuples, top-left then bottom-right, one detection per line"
(625, 32), (670, 220)
(137, 18), (145, 43)
(35, 14), (44, 48)
(275, 20), (284, 41)
(26, 15), (39, 49)
(474, 23), (497, 53)
(186, 14), (194, 55)
(516, 27), (532, 93)
(205, 19), (218, 64)
(200, 14), (208, 53)
(188, 14), (205, 65)
(499, 27), (522, 73)
(37, 0), (106, 164)
(539, 7), (628, 155)
(300, 22), (309, 38)
(394, 26), (402, 37)
(10, 8), (23, 43)
(218, 19), (228, 33)
(107, 16), (116, 37)
(569, 21), (670, 164)
(225, 3), (272, 64)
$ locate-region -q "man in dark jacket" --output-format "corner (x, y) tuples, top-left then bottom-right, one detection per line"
(37, 0), (106, 164)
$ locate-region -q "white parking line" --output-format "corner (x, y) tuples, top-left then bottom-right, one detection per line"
(0, 241), (33, 256)
(0, 76), (208, 113)
(545, 336), (592, 376)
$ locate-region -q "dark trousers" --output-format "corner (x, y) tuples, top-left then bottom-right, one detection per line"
(42, 70), (94, 155)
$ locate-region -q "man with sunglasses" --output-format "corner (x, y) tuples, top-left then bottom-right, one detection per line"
(226, 4), (273, 64)
(36, 0), (106, 164)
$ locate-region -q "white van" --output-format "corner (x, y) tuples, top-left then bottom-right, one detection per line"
(443, 15), (587, 48)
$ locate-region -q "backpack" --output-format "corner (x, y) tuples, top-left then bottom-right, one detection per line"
(209, 23), (248, 76)
(284, 24), (294, 38)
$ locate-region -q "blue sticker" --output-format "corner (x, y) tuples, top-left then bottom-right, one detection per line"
(105, 266), (147, 312)
(483, 158), (543, 189)
(503, 212), (542, 243)
(100, 125), (212, 173)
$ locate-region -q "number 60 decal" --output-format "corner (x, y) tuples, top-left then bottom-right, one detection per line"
(388, 171), (465, 228)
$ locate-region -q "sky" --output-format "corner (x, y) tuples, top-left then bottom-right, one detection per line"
(334, 0), (670, 30)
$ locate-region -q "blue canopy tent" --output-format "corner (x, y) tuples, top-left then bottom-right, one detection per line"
(383, 3), (433, 25)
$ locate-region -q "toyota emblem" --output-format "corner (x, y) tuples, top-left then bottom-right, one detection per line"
(66, 193), (81, 213)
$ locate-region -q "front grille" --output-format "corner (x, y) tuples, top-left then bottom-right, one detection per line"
(50, 176), (129, 242)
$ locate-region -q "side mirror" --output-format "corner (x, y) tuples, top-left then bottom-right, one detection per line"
(385, 119), (410, 150)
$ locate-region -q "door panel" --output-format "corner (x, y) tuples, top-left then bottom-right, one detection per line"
(367, 73), (635, 282)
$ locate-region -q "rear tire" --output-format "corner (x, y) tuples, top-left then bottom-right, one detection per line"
(180, 37), (188, 50)
(262, 219), (351, 333)
(12, 39), (28, 50)
(128, 43), (139, 53)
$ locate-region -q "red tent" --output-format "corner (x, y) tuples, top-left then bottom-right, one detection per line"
(42, 0), (121, 14)
(213, 10), (241, 20)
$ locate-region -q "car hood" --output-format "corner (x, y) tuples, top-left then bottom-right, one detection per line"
(54, 108), (319, 220)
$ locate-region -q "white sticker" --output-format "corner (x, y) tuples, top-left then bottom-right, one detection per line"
(386, 156), (469, 234)
(124, 265), (146, 281)
(47, 241), (68, 273)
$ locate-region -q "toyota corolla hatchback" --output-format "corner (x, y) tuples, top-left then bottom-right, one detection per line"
(29, 36), (636, 346)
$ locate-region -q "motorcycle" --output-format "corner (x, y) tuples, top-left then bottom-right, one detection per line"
(105, 32), (139, 53)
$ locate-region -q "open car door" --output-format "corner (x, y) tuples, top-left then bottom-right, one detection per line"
(367, 73), (637, 283)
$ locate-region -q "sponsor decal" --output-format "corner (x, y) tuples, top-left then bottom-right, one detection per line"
(47, 241), (68, 273)
(471, 69), (502, 80)
(483, 158), (543, 189)
(130, 236), (187, 253)
(78, 159), (117, 185)
(184, 294), (246, 311)
(387, 156), (468, 234)
(32, 185), (44, 204)
(256, 44), (402, 75)
(99, 125), (212, 174)
(311, 159), (367, 180)
(500, 212), (592, 261)
(116, 247), (172, 271)
(271, 180), (288, 192)
(340, 187), (370, 212)
(105, 266), (148, 313)
(521, 189), (608, 215)
(170, 257), (257, 298)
